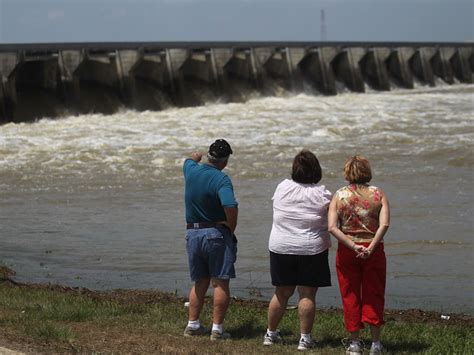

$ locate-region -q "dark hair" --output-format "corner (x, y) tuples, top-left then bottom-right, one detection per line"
(291, 150), (322, 184)
(343, 155), (372, 184)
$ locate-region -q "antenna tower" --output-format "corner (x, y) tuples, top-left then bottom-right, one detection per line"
(320, 9), (327, 42)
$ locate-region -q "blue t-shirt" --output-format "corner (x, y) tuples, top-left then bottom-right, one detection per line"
(183, 159), (238, 223)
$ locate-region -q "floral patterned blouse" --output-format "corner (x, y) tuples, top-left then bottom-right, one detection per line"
(334, 184), (382, 241)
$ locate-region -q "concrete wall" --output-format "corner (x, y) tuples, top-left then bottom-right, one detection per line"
(0, 42), (472, 123)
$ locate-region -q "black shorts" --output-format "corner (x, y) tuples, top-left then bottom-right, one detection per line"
(270, 249), (331, 287)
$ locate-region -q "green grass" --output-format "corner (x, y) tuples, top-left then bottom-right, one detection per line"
(0, 283), (472, 354)
(25, 321), (73, 341)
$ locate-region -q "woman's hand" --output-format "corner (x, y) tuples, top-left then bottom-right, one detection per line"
(354, 244), (368, 258)
(357, 246), (375, 259)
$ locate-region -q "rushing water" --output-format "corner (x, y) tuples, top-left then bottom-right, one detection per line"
(0, 84), (473, 315)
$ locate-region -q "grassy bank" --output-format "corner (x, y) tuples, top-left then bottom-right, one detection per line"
(0, 280), (472, 354)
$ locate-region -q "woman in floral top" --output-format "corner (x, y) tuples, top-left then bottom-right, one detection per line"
(328, 156), (390, 355)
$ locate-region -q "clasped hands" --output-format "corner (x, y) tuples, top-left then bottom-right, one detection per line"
(353, 244), (372, 259)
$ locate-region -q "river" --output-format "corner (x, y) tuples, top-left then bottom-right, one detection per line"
(0, 83), (472, 315)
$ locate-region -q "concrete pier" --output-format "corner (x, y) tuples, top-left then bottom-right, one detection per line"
(451, 47), (472, 83)
(360, 48), (391, 91)
(432, 47), (456, 84)
(0, 41), (472, 123)
(299, 47), (338, 95)
(387, 47), (415, 88)
(411, 48), (436, 86)
(335, 47), (366, 93)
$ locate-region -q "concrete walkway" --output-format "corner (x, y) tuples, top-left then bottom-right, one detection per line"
(0, 347), (24, 355)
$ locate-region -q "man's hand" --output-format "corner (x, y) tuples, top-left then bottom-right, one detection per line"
(191, 152), (202, 162)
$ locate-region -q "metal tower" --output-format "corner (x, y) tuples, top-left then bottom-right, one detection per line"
(321, 9), (327, 41)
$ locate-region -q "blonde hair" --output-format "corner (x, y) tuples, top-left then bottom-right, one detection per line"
(343, 155), (372, 183)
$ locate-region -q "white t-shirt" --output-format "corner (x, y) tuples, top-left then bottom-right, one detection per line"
(269, 179), (332, 255)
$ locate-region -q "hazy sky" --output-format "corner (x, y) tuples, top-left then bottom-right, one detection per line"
(1, 0), (473, 43)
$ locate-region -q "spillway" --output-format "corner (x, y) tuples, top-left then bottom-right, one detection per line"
(0, 41), (472, 123)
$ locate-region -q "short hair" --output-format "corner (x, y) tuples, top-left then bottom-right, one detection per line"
(291, 150), (322, 184)
(343, 155), (372, 184)
(207, 154), (229, 164)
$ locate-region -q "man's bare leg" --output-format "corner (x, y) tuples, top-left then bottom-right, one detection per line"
(188, 277), (211, 321)
(211, 278), (230, 325)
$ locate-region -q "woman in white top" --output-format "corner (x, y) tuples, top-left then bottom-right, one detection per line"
(263, 150), (332, 351)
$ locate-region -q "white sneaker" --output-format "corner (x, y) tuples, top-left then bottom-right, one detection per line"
(263, 330), (284, 345)
(370, 342), (384, 354)
(297, 337), (317, 351)
(210, 330), (231, 341)
(344, 339), (364, 355)
(183, 325), (208, 337)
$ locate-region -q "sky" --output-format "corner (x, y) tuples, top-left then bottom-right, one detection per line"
(0, 0), (473, 43)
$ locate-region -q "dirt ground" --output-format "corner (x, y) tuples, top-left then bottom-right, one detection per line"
(0, 267), (473, 353)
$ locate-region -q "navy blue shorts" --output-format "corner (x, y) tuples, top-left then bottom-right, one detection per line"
(186, 225), (237, 281)
(270, 249), (331, 287)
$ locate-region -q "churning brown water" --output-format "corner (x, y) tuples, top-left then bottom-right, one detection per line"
(1, 83), (472, 314)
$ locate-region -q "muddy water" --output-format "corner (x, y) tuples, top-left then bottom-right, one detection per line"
(1, 84), (472, 314)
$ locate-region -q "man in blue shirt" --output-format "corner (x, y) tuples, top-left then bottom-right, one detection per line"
(183, 139), (238, 341)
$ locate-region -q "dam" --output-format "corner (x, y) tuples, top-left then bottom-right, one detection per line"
(0, 41), (472, 123)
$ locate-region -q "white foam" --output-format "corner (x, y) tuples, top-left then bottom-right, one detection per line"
(0, 85), (472, 189)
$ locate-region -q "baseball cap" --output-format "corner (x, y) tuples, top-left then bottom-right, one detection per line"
(208, 139), (233, 159)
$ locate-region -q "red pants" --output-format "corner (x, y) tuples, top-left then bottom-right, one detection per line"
(336, 243), (386, 332)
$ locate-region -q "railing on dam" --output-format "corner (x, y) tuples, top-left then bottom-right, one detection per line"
(0, 41), (472, 123)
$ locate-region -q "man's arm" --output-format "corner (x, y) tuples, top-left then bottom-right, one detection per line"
(223, 207), (238, 234)
(190, 152), (202, 162)
(183, 152), (202, 174)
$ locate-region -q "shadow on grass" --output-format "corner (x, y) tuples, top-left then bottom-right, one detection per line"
(229, 319), (266, 339)
(316, 336), (429, 353)
(383, 340), (430, 353)
(318, 335), (345, 348)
